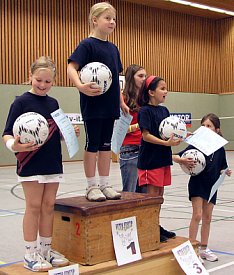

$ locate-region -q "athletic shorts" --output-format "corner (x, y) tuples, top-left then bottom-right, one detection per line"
(84, 118), (115, 152)
(138, 166), (171, 187)
(17, 174), (64, 183)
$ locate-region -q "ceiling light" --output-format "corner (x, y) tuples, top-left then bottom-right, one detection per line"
(167, 0), (234, 16)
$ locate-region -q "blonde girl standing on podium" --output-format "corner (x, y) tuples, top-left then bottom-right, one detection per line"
(2, 57), (73, 272)
(67, 2), (128, 202)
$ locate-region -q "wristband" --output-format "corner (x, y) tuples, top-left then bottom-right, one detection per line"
(129, 125), (132, 132)
(6, 139), (17, 153)
(136, 123), (139, 129)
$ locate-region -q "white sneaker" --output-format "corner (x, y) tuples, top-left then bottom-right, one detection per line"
(100, 185), (121, 200)
(199, 248), (218, 262)
(86, 186), (106, 201)
(24, 252), (52, 272)
(45, 249), (69, 267)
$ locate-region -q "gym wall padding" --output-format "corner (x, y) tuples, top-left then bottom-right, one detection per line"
(1, 84), (233, 166)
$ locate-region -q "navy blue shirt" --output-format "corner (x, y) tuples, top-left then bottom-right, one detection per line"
(179, 145), (228, 204)
(137, 105), (172, 170)
(68, 37), (123, 121)
(3, 92), (63, 176)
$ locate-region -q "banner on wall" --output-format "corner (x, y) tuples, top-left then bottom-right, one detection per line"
(170, 113), (192, 128)
(66, 113), (83, 125)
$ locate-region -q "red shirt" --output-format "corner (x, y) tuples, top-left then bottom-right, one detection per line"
(122, 111), (142, 146)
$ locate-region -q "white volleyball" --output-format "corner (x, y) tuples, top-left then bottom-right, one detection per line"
(159, 116), (187, 140)
(13, 112), (49, 146)
(180, 149), (206, 176)
(80, 62), (112, 95)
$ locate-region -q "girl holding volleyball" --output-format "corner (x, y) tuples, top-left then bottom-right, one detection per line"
(173, 113), (232, 262)
(2, 57), (76, 271)
(137, 75), (181, 242)
(67, 2), (128, 202)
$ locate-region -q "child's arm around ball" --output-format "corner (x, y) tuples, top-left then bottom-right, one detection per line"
(3, 135), (39, 153)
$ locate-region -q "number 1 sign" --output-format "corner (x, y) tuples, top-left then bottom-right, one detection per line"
(111, 216), (142, 266)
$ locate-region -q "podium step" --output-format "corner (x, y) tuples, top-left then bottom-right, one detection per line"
(0, 237), (199, 275)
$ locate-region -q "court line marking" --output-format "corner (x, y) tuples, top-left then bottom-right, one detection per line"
(207, 261), (234, 273)
(163, 203), (234, 213)
(212, 250), (234, 256)
(0, 209), (24, 217)
(0, 212), (24, 217)
(0, 260), (23, 267)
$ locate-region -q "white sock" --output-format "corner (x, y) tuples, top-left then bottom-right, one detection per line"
(87, 176), (97, 188)
(99, 176), (109, 188)
(25, 240), (37, 256)
(39, 236), (52, 256)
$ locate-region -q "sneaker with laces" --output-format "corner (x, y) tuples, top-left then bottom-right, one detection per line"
(24, 252), (52, 272)
(199, 248), (218, 262)
(160, 226), (176, 239)
(45, 249), (70, 267)
(100, 185), (121, 200)
(86, 186), (106, 201)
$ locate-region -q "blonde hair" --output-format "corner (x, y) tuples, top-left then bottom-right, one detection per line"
(31, 56), (56, 77)
(88, 2), (116, 33)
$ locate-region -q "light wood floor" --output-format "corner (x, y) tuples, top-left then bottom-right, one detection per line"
(0, 151), (234, 274)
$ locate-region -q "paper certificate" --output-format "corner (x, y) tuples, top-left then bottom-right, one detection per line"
(208, 168), (228, 202)
(172, 240), (209, 275)
(185, 126), (228, 156)
(51, 108), (79, 158)
(111, 110), (133, 154)
(111, 216), (142, 266)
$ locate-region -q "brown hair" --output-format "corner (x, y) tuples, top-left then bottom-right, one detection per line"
(123, 64), (144, 112)
(137, 76), (163, 107)
(201, 113), (222, 136)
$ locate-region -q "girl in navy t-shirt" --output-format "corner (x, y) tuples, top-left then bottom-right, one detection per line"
(67, 2), (128, 202)
(137, 75), (182, 242)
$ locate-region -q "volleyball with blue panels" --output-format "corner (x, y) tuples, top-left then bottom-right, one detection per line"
(80, 62), (112, 94)
(159, 116), (187, 140)
(13, 112), (49, 146)
(180, 149), (206, 176)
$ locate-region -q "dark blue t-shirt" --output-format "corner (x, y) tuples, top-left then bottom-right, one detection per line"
(137, 105), (172, 170)
(68, 37), (123, 121)
(3, 92), (63, 176)
(178, 145), (228, 204)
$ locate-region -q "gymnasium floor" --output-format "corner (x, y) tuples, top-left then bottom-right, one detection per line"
(0, 152), (234, 274)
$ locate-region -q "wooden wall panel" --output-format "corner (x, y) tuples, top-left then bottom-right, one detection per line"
(0, 0), (233, 93)
(218, 18), (234, 94)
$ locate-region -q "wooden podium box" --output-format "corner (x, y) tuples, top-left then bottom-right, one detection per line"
(52, 192), (163, 265)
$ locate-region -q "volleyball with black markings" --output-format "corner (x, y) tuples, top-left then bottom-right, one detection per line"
(159, 116), (187, 141)
(180, 149), (206, 176)
(13, 112), (49, 146)
(80, 62), (112, 95)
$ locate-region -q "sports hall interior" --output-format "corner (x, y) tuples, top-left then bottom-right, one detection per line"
(0, 0), (234, 274)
